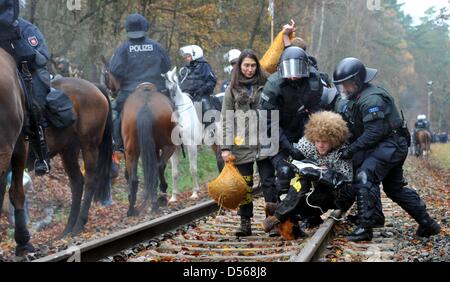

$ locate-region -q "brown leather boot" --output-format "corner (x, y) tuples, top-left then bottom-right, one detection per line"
(262, 216), (280, 233)
(264, 202), (279, 217)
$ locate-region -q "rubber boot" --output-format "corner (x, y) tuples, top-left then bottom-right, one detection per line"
(347, 188), (373, 242)
(235, 216), (252, 237)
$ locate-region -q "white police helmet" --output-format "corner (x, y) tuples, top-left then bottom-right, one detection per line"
(417, 114), (426, 120)
(179, 45), (204, 61)
(224, 49), (241, 64)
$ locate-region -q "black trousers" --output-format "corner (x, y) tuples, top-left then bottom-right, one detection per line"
(270, 150), (294, 196)
(236, 158), (277, 218)
(354, 136), (430, 227)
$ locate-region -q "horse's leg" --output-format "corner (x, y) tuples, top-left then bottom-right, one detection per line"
(59, 147), (84, 236)
(156, 145), (175, 207)
(169, 147), (181, 203)
(0, 169), (7, 217)
(9, 138), (35, 256)
(72, 145), (99, 235)
(126, 152), (139, 216)
(211, 144), (224, 172)
(187, 145), (200, 200)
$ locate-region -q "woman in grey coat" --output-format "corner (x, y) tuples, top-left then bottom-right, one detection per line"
(221, 49), (277, 236)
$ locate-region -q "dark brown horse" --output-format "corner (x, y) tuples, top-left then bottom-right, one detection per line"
(415, 130), (431, 159)
(101, 60), (176, 215)
(0, 48), (31, 256)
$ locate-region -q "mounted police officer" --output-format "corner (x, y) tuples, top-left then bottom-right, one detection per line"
(259, 46), (325, 198)
(109, 13), (171, 151)
(0, 0), (51, 175)
(179, 44), (217, 129)
(333, 57), (440, 241)
(413, 114), (432, 146)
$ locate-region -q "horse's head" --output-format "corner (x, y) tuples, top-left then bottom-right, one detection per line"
(163, 67), (180, 99)
(101, 55), (120, 95)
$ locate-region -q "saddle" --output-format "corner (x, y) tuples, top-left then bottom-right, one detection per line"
(45, 87), (77, 129)
(18, 65), (77, 130)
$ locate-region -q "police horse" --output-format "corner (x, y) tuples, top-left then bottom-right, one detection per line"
(102, 60), (176, 215)
(0, 49), (113, 256)
(164, 68), (224, 202)
(415, 130), (431, 159)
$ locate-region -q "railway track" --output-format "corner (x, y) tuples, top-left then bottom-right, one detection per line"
(34, 191), (344, 262)
(35, 189), (430, 262)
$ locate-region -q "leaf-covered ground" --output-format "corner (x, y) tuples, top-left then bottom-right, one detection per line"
(0, 151), (216, 261)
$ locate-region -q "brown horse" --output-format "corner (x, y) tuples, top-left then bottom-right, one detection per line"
(101, 59), (176, 214)
(0, 48), (32, 256)
(121, 83), (176, 215)
(45, 77), (113, 236)
(415, 130), (431, 159)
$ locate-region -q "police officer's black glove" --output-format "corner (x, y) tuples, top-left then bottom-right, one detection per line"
(299, 167), (321, 181)
(338, 147), (353, 160)
(289, 147), (306, 161)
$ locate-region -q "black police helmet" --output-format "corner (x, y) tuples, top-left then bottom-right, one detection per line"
(332, 57), (377, 85)
(278, 46), (309, 79)
(125, 13), (149, 39)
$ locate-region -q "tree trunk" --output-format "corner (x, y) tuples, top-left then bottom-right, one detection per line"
(315, 0), (326, 57)
(248, 1), (265, 49)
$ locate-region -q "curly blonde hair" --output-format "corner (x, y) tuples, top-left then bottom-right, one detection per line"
(304, 111), (349, 149)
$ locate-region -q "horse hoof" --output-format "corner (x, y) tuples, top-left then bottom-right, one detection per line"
(151, 203), (160, 213)
(127, 209), (139, 217)
(15, 242), (35, 257)
(169, 196), (177, 203)
(190, 193), (199, 200)
(71, 227), (84, 237)
(158, 194), (168, 207)
(58, 232), (70, 240)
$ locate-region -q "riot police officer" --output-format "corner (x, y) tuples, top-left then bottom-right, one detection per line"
(109, 13), (171, 151)
(179, 44), (217, 128)
(333, 57), (441, 241)
(259, 46), (324, 198)
(0, 0), (51, 175)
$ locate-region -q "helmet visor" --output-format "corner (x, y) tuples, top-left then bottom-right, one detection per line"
(336, 84), (346, 94)
(179, 48), (191, 58)
(280, 59), (308, 79)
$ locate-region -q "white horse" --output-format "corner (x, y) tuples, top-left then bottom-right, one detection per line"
(164, 68), (203, 202)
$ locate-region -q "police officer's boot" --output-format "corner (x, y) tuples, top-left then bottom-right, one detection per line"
(348, 189), (373, 242)
(410, 205), (441, 237)
(113, 112), (124, 152)
(416, 216), (441, 237)
(32, 124), (51, 176)
(235, 216), (252, 237)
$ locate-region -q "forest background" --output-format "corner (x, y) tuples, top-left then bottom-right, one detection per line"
(22, 0), (450, 131)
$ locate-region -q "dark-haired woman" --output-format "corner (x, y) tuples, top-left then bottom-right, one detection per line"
(221, 49), (277, 236)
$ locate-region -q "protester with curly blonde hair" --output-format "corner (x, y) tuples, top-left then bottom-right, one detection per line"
(263, 111), (357, 239)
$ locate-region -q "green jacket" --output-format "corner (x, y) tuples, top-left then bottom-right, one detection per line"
(221, 84), (267, 165)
